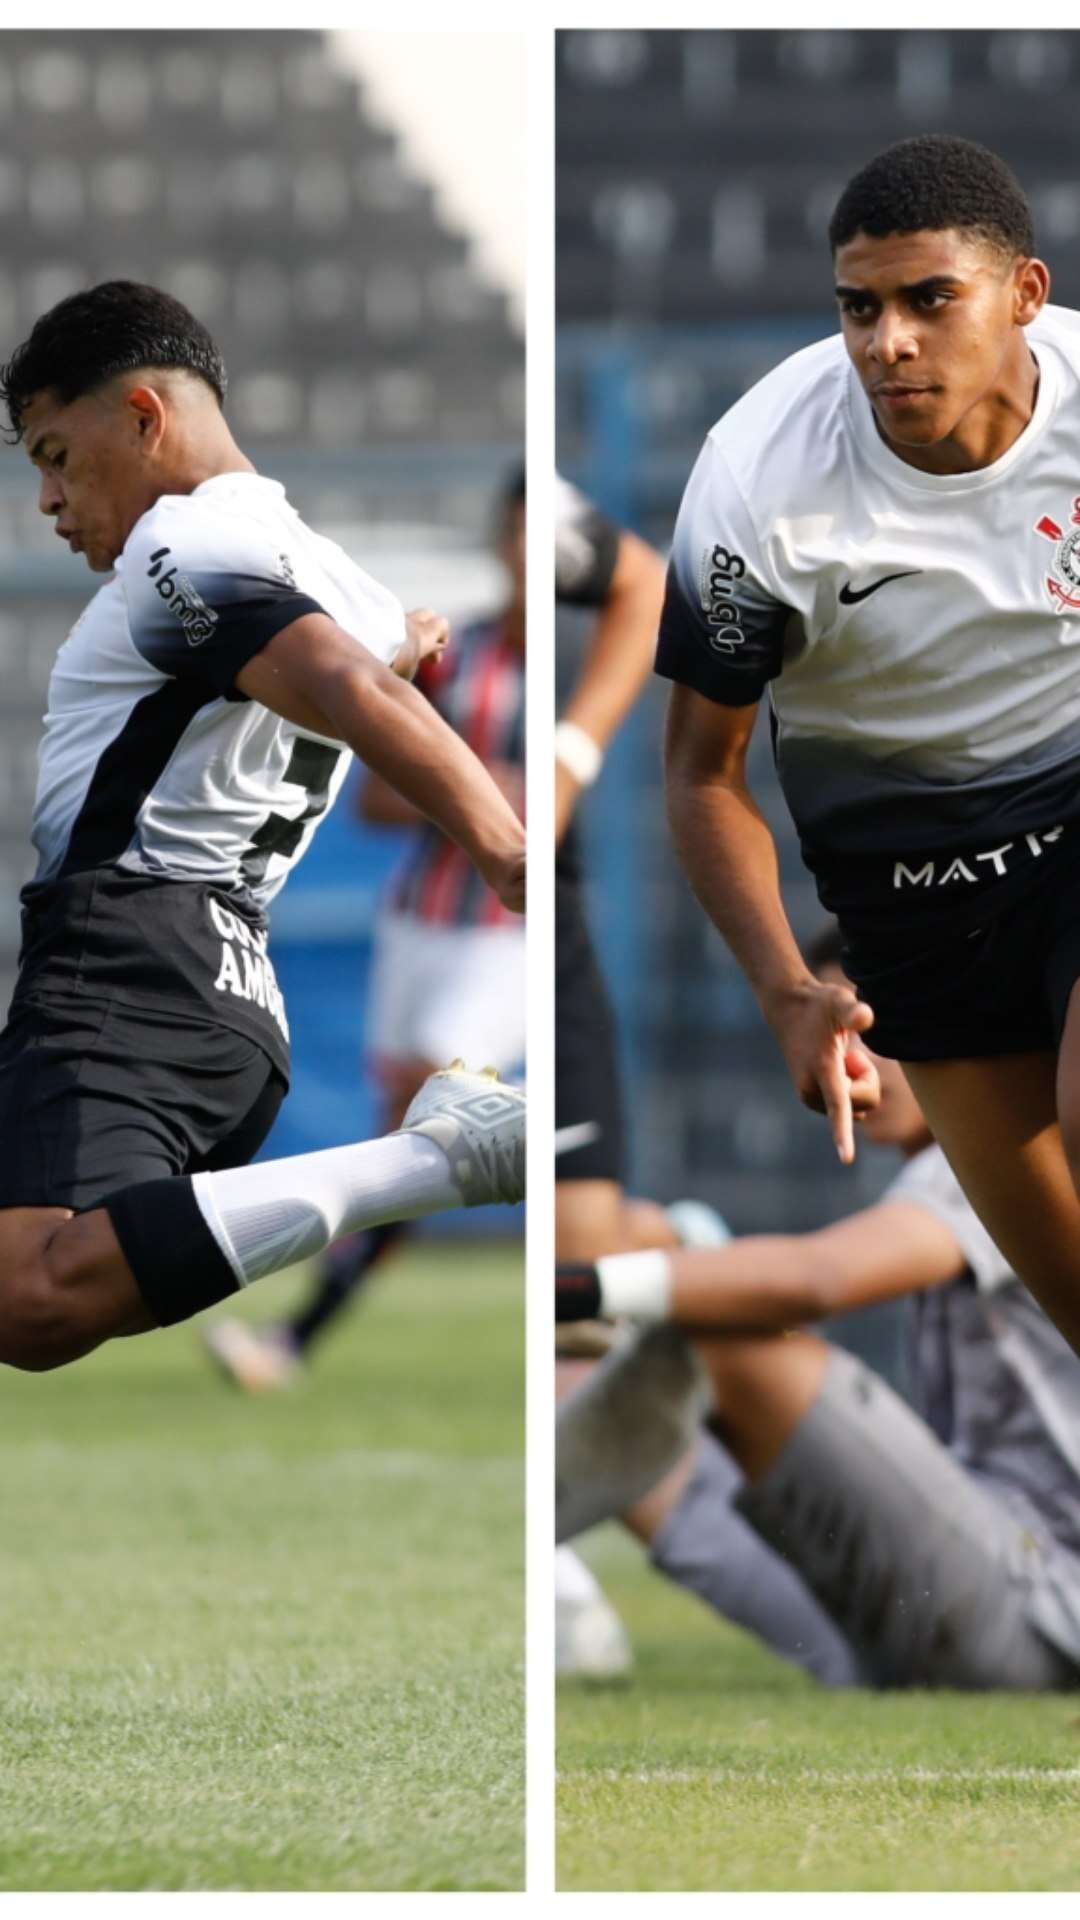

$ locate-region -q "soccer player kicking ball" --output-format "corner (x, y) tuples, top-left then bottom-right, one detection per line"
(659, 134), (1080, 1361)
(0, 281), (524, 1373)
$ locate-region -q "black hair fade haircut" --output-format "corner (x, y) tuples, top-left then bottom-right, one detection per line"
(0, 280), (227, 444)
(828, 134), (1035, 262)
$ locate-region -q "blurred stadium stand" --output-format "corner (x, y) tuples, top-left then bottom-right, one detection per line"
(558, 28), (1067, 1359)
(0, 30), (522, 1213)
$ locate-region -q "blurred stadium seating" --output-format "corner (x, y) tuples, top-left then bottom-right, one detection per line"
(557, 29), (1069, 1358)
(559, 29), (1080, 351)
(0, 30), (522, 1186)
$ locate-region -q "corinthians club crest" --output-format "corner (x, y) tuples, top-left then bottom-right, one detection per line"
(1035, 498), (1080, 612)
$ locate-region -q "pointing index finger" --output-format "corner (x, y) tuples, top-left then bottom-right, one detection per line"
(821, 1044), (856, 1165)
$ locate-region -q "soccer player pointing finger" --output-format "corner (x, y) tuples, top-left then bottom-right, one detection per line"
(659, 136), (1080, 1357)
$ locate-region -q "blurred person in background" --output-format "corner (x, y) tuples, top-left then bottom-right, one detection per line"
(555, 923), (1080, 1694)
(554, 475), (727, 1677)
(555, 474), (680, 1263)
(207, 468), (527, 1390)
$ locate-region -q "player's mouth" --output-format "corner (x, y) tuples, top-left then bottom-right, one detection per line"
(56, 526), (82, 553)
(873, 383), (937, 410)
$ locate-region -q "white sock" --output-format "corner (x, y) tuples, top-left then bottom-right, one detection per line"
(192, 1132), (461, 1287)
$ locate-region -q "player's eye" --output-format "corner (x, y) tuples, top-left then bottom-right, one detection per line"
(912, 290), (951, 312)
(839, 297), (874, 319)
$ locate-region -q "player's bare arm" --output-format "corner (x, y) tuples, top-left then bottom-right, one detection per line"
(638, 1200), (965, 1335)
(359, 769), (424, 827)
(663, 684), (878, 1161)
(237, 612), (526, 914)
(556, 528), (666, 845)
(361, 615), (457, 821)
(392, 607), (450, 682)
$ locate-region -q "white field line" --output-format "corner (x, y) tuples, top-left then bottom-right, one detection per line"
(558, 1766), (1080, 1787)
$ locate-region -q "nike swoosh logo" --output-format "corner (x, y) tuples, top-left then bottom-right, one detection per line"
(839, 571), (922, 605)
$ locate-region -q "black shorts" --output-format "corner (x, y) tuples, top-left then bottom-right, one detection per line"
(0, 994), (286, 1211)
(555, 871), (624, 1183)
(841, 850), (1080, 1062)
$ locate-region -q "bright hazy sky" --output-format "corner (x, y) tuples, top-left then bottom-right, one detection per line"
(333, 31), (526, 331)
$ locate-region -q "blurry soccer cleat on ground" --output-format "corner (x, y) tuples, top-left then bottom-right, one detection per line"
(555, 1318), (626, 1360)
(201, 1317), (302, 1393)
(555, 1590), (634, 1682)
(555, 1547), (634, 1682)
(666, 1197), (733, 1247)
(402, 1060), (525, 1206)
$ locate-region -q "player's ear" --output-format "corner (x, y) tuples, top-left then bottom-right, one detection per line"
(1013, 255), (1050, 327)
(124, 383), (168, 451)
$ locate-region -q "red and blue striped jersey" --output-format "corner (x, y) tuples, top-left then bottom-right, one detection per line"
(390, 616), (525, 927)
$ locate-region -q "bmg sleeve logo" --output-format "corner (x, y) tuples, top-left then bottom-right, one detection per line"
(146, 546), (221, 646)
(698, 542), (748, 655)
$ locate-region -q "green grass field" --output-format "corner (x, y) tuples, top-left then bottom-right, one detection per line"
(0, 1242), (522, 1891)
(558, 1529), (1080, 1892)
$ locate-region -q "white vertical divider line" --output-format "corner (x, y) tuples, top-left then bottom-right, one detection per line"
(524, 13), (556, 1904)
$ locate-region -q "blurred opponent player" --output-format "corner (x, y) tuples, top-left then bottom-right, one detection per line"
(555, 476), (724, 1674)
(207, 470), (526, 1389)
(0, 281), (524, 1374)
(555, 925), (1080, 1693)
(554, 474), (678, 1259)
(659, 136), (1080, 1362)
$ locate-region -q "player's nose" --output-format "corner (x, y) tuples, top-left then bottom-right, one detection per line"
(38, 472), (63, 516)
(869, 309), (915, 365)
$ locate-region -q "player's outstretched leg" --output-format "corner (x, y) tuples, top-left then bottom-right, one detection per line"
(0, 1065), (524, 1374)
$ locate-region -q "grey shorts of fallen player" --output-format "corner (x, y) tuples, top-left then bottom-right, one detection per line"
(668, 1346), (1080, 1691)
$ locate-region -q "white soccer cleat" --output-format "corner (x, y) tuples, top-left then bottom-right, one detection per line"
(555, 1551), (634, 1682)
(401, 1060), (525, 1207)
(201, 1317), (301, 1393)
(555, 1318), (627, 1361)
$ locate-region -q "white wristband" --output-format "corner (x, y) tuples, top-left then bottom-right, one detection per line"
(555, 720), (603, 787)
(595, 1249), (673, 1324)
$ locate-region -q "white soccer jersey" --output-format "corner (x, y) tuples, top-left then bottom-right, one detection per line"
(33, 471), (404, 904)
(17, 471), (405, 1075)
(658, 305), (1080, 923)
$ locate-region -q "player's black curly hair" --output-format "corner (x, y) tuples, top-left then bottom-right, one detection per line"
(829, 135), (1034, 260)
(0, 280), (227, 443)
